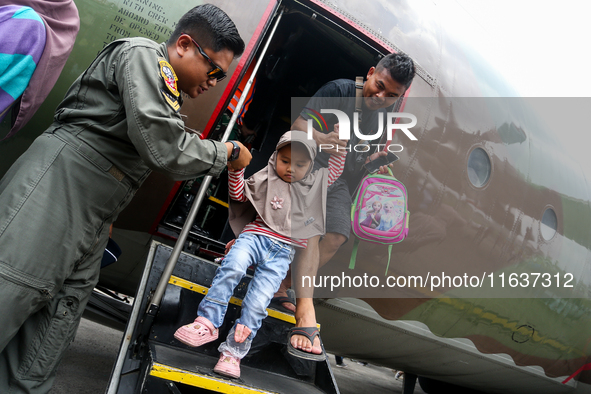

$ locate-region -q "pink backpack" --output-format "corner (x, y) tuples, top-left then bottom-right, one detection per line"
(350, 168), (409, 274)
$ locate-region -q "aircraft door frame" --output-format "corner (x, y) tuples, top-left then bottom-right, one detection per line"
(201, 0), (284, 139)
(147, 5), (288, 321)
(148, 0), (285, 238)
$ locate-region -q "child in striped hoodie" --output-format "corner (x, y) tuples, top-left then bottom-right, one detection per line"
(174, 130), (345, 378)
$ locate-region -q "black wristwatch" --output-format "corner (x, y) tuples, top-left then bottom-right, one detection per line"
(228, 140), (240, 162)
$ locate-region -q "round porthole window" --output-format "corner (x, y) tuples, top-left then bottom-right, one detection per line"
(467, 147), (491, 188)
(541, 207), (557, 241)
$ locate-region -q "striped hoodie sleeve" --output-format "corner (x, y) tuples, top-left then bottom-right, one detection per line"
(228, 168), (248, 202)
(327, 153), (346, 187)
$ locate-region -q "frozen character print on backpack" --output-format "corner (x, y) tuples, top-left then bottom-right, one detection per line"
(350, 168), (410, 274)
(377, 201), (402, 232)
(360, 200), (382, 229)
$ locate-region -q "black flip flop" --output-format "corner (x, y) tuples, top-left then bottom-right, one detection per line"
(287, 327), (326, 361)
(269, 296), (296, 314)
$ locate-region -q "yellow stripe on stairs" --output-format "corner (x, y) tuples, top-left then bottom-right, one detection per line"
(149, 363), (278, 393)
(169, 275), (297, 325)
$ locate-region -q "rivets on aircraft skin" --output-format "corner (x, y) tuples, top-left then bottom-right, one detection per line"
(512, 324), (534, 343)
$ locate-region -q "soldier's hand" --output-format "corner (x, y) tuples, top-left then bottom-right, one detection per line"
(226, 141), (252, 170)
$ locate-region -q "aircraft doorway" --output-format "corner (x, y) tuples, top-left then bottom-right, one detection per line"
(157, 0), (392, 255)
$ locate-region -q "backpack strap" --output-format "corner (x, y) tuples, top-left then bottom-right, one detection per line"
(355, 76), (364, 113)
(350, 239), (393, 275)
(349, 237), (359, 270)
(385, 245), (392, 275)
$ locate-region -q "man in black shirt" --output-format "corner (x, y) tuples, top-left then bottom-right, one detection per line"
(285, 53), (416, 359)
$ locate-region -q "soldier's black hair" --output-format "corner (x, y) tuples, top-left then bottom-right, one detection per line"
(168, 4), (244, 57)
(376, 53), (416, 89)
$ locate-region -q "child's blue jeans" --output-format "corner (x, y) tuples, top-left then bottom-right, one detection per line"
(197, 232), (295, 358)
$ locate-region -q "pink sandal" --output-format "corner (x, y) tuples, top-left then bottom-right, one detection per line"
(213, 352), (241, 379)
(174, 316), (218, 347)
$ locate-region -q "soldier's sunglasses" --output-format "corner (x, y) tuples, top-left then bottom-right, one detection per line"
(184, 34), (227, 82)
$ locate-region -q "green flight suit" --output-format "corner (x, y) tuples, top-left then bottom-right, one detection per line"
(0, 37), (227, 393)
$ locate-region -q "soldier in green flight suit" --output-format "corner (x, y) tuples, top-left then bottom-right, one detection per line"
(0, 4), (250, 393)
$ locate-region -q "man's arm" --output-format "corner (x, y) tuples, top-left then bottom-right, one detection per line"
(118, 44), (251, 179)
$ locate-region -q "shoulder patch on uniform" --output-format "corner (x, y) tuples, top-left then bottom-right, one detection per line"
(159, 58), (179, 97)
(161, 90), (180, 112)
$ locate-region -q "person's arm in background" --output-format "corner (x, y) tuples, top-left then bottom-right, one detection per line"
(0, 5), (46, 125)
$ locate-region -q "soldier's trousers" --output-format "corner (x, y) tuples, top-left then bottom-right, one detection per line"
(0, 133), (136, 393)
(0, 251), (102, 393)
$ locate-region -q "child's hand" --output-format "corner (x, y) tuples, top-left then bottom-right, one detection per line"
(225, 239), (236, 254)
(234, 324), (252, 343)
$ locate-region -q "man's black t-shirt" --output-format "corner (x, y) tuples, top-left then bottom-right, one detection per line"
(300, 79), (387, 190)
